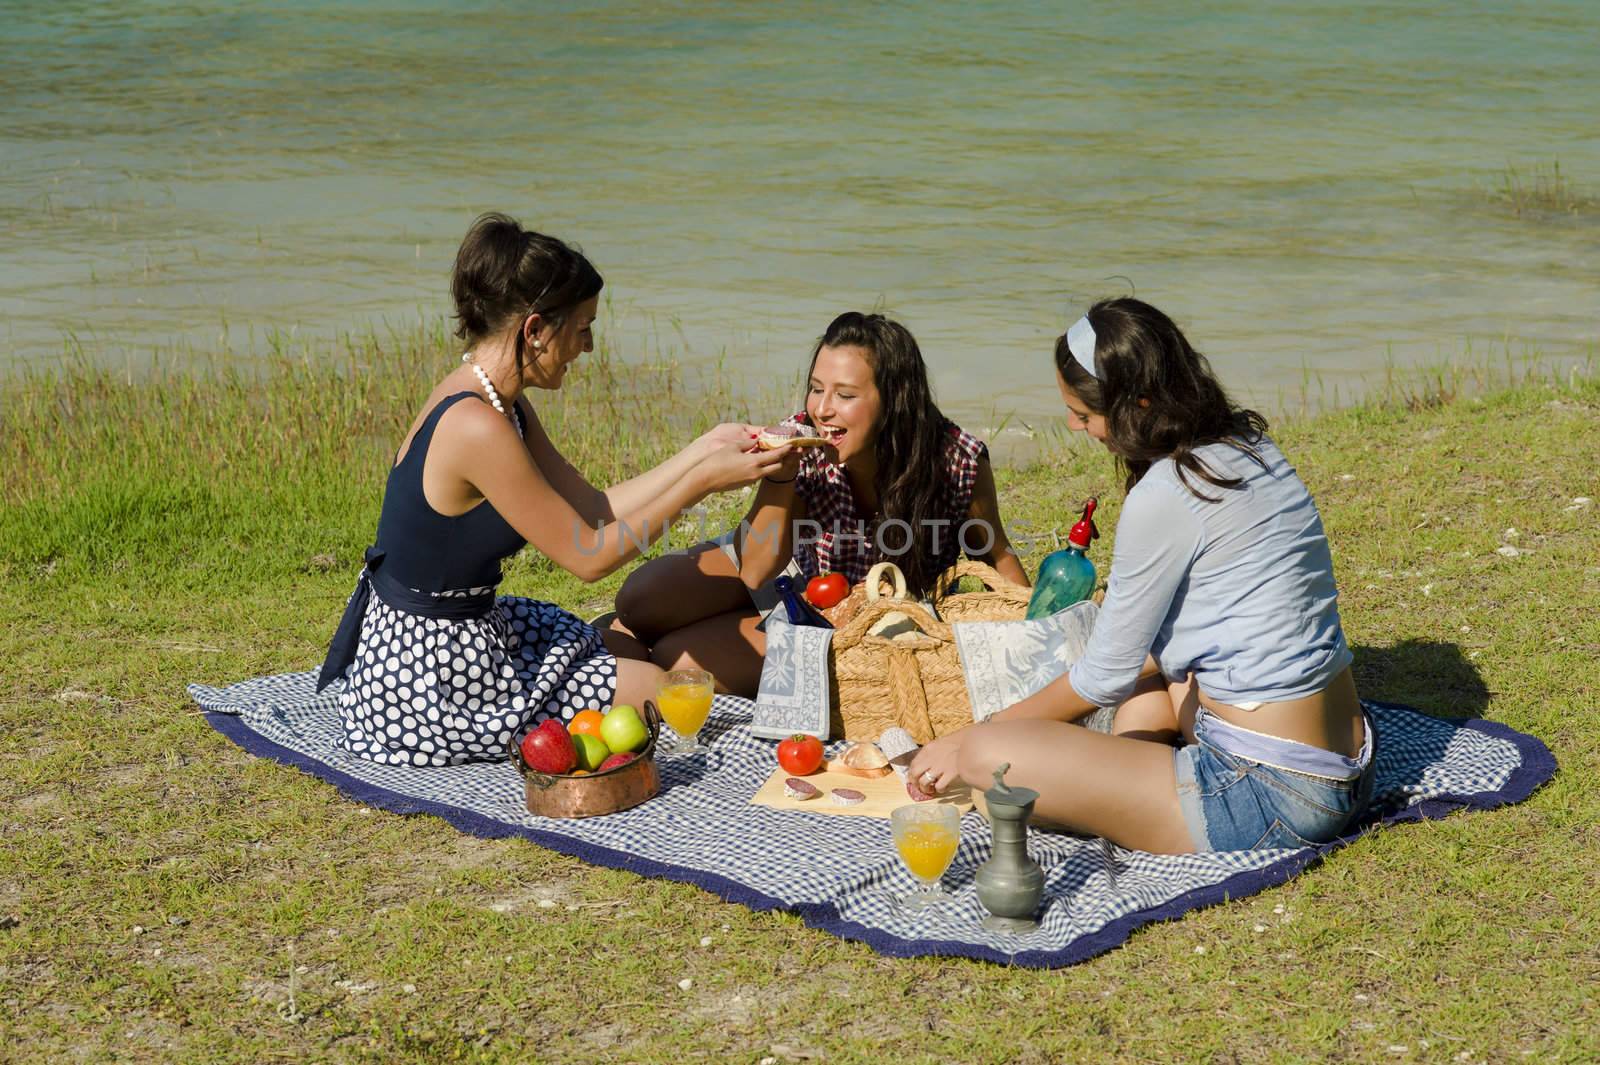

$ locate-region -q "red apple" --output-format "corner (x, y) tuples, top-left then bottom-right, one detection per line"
(519, 718), (577, 774)
(597, 752), (638, 773)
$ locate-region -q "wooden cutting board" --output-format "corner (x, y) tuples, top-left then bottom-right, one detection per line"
(749, 766), (973, 819)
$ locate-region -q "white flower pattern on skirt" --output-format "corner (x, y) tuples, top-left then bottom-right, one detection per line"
(337, 588), (616, 767)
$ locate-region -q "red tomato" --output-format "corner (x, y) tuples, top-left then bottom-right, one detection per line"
(804, 572), (849, 610)
(776, 733), (825, 776)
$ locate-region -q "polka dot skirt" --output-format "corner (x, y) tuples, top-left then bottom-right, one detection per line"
(336, 592), (617, 766)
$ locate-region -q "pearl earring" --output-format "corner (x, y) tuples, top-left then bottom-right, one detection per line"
(532, 340), (542, 350)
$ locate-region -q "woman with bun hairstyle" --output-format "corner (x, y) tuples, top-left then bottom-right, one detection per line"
(910, 298), (1374, 854)
(612, 311), (1028, 697)
(317, 213), (787, 766)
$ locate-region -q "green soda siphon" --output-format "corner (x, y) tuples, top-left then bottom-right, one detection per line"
(1024, 498), (1099, 619)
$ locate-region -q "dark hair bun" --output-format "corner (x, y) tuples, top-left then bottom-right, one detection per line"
(450, 212), (603, 342)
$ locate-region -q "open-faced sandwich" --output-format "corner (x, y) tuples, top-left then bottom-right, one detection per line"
(755, 423), (830, 451)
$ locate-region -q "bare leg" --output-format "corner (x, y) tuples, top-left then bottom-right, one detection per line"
(649, 610), (766, 698)
(613, 543), (751, 645)
(598, 625), (653, 662)
(612, 656), (666, 712)
(957, 722), (1195, 853)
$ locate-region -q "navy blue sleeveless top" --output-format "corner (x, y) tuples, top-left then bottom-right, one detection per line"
(316, 392), (527, 691)
(374, 391), (527, 592)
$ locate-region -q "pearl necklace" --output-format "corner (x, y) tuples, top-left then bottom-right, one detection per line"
(464, 353), (523, 436)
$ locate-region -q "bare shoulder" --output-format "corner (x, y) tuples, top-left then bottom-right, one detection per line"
(435, 392), (516, 440)
(427, 394), (528, 477)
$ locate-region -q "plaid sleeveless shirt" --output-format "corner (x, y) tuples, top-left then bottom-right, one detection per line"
(781, 412), (987, 587)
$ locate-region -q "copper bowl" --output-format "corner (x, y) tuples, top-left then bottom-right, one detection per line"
(509, 701), (663, 819)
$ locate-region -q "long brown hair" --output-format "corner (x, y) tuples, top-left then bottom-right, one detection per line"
(1057, 297), (1267, 502)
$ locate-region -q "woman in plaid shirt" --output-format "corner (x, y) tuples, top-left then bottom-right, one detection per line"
(611, 312), (1029, 696)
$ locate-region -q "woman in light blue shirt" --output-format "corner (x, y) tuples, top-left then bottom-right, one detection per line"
(911, 298), (1375, 854)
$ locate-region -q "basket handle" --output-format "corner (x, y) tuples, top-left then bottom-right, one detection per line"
(932, 558), (1028, 599)
(864, 561), (908, 604)
(641, 698), (664, 759)
(833, 595), (953, 649)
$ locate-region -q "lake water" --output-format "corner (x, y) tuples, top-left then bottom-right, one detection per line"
(4, 0), (1597, 450)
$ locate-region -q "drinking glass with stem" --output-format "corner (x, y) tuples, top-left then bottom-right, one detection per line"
(654, 668), (715, 756)
(890, 802), (961, 909)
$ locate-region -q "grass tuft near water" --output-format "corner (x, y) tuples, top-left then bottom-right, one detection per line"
(2, 329), (1598, 1063)
(1482, 160), (1597, 218)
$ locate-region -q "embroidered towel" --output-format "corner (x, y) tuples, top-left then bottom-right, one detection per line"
(750, 613), (834, 740)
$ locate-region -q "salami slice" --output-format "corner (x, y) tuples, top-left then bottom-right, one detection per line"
(783, 777), (821, 801)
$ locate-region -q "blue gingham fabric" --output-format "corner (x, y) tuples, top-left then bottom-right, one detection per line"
(188, 673), (1554, 967)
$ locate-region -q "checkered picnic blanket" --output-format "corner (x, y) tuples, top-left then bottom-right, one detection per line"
(188, 673), (1554, 967)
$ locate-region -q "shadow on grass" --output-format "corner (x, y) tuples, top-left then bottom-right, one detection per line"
(1353, 640), (1489, 719)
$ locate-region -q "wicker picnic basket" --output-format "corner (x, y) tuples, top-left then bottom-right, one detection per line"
(825, 559), (1108, 744)
(929, 559), (1032, 624)
(829, 567), (975, 745)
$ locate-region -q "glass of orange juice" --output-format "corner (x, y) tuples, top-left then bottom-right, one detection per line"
(890, 803), (961, 909)
(655, 668), (715, 756)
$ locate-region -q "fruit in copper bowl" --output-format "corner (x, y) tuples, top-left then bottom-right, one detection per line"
(599, 704), (650, 754)
(519, 718), (577, 775)
(597, 752), (639, 773)
(572, 733), (610, 772)
(511, 704), (662, 819)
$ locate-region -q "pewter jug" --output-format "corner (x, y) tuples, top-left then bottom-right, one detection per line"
(974, 762), (1044, 933)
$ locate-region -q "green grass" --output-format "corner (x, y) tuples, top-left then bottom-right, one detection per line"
(3, 328), (1598, 1063)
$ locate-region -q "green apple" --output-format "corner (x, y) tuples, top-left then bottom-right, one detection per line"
(572, 732), (610, 772)
(599, 703), (649, 754)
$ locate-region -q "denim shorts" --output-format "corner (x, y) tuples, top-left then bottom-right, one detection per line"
(711, 530), (804, 629)
(1174, 725), (1377, 852)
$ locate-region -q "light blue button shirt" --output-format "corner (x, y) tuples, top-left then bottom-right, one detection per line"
(1068, 436), (1353, 709)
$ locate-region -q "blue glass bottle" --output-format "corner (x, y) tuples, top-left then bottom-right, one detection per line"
(1025, 498), (1099, 620)
(773, 575), (834, 629)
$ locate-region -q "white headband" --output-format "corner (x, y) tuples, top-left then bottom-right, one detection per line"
(1066, 315), (1098, 378)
